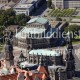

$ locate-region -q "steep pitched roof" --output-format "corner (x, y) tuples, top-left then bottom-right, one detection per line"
(37, 66), (48, 75)
(0, 73), (18, 80)
(42, 74), (47, 80)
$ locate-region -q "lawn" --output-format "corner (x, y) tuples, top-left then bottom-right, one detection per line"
(72, 41), (80, 45)
(74, 16), (80, 19)
(49, 9), (76, 17)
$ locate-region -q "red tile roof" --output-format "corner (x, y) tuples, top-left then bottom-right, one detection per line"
(0, 66), (48, 80)
(37, 66), (48, 75)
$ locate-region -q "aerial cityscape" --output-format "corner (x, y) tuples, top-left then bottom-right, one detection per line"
(0, 0), (80, 80)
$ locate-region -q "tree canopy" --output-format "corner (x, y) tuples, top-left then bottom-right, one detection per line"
(0, 8), (31, 42)
(64, 24), (80, 32)
(47, 0), (52, 8)
(56, 17), (62, 21)
(0, 8), (31, 26)
(64, 24), (80, 40)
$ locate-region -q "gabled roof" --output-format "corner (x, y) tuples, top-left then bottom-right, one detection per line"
(37, 66), (48, 75)
(42, 74), (47, 80)
(0, 73), (18, 80)
(0, 66), (48, 80)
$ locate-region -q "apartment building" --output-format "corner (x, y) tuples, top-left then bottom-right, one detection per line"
(52, 0), (64, 9)
(52, 0), (80, 9)
(13, 0), (45, 15)
(64, 0), (80, 9)
(14, 3), (34, 15)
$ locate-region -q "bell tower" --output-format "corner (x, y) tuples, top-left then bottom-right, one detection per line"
(65, 32), (75, 79)
(4, 33), (14, 67)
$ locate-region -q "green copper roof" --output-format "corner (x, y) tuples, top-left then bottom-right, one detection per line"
(29, 49), (60, 56)
(27, 17), (48, 24)
(36, 17), (48, 24)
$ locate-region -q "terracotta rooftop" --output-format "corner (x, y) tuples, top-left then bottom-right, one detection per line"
(0, 64), (48, 80)
(0, 60), (48, 80)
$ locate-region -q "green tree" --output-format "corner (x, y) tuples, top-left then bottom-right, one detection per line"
(0, 26), (5, 37)
(56, 17), (62, 21)
(64, 24), (80, 32)
(15, 14), (31, 26)
(64, 24), (80, 40)
(0, 9), (31, 26)
(47, 0), (52, 8)
(5, 8), (16, 17)
(7, 16), (15, 25)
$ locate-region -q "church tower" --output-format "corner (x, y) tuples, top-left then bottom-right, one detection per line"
(65, 32), (75, 79)
(4, 34), (14, 67)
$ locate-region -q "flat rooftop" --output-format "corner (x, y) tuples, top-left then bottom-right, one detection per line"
(71, 19), (80, 23)
(14, 3), (33, 9)
(25, 0), (35, 4)
(20, 0), (37, 4)
(29, 49), (60, 56)
(22, 27), (45, 34)
(27, 17), (48, 24)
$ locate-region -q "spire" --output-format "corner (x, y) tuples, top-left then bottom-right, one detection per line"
(10, 67), (15, 74)
(65, 30), (75, 79)
(37, 66), (48, 75)
(4, 32), (14, 67)
(19, 51), (26, 62)
(39, 53), (43, 66)
(66, 31), (74, 61)
(19, 51), (25, 58)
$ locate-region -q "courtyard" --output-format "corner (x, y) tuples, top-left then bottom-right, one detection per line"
(49, 9), (76, 17)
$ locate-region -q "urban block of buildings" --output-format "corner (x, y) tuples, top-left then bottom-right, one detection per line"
(14, 17), (67, 49)
(13, 0), (46, 15)
(0, 29), (75, 80)
(0, 0), (19, 4)
(51, 0), (80, 9)
(0, 0), (19, 10)
(13, 0), (80, 16)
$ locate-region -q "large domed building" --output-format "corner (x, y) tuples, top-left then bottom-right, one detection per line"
(17, 32), (75, 80)
(14, 17), (67, 49)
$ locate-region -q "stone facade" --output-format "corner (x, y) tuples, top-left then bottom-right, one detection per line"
(17, 32), (75, 80)
(52, 0), (80, 9)
(14, 38), (52, 49)
(14, 18), (59, 49)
